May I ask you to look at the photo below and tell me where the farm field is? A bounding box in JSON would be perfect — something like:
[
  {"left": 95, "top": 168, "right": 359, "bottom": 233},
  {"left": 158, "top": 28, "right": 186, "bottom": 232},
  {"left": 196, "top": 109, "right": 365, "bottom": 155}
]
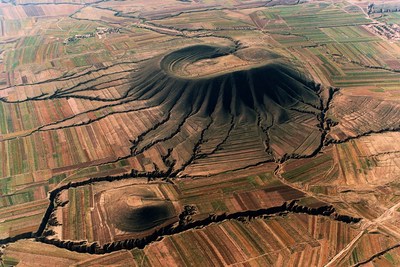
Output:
[{"left": 0, "top": 0, "right": 400, "bottom": 266}]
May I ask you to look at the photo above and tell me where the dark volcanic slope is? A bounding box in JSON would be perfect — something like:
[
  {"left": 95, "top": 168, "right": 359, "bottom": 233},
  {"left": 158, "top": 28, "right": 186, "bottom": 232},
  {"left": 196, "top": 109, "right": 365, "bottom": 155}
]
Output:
[
  {"left": 128, "top": 45, "right": 323, "bottom": 174},
  {"left": 133, "top": 45, "right": 319, "bottom": 123}
]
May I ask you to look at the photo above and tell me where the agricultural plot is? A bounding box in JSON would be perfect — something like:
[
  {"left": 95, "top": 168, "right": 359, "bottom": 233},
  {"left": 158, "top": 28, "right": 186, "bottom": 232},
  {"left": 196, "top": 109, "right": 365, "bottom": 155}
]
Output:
[
  {"left": 0, "top": 0, "right": 400, "bottom": 266},
  {"left": 134, "top": 213, "right": 362, "bottom": 266},
  {"left": 282, "top": 131, "right": 400, "bottom": 230},
  {"left": 327, "top": 94, "right": 400, "bottom": 141},
  {"left": 2, "top": 239, "right": 100, "bottom": 266},
  {"left": 153, "top": 10, "right": 254, "bottom": 31},
  {"left": 0, "top": 4, "right": 81, "bottom": 20}
]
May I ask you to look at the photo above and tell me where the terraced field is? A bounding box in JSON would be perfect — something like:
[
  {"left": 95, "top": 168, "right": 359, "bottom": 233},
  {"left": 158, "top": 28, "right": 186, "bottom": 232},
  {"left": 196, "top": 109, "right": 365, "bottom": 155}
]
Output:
[{"left": 1, "top": 0, "right": 400, "bottom": 266}]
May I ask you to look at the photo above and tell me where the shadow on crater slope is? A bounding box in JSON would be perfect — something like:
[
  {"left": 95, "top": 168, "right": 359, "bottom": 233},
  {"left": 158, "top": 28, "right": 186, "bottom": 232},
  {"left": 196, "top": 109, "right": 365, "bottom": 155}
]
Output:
[{"left": 115, "top": 202, "right": 176, "bottom": 232}]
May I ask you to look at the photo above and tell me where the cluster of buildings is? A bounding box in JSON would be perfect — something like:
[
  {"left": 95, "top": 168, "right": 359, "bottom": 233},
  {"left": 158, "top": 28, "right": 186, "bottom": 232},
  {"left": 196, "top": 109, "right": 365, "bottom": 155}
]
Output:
[
  {"left": 95, "top": 27, "right": 121, "bottom": 39},
  {"left": 63, "top": 33, "right": 94, "bottom": 45},
  {"left": 368, "top": 23, "right": 400, "bottom": 41},
  {"left": 368, "top": 3, "right": 400, "bottom": 14},
  {"left": 63, "top": 27, "right": 121, "bottom": 44}
]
